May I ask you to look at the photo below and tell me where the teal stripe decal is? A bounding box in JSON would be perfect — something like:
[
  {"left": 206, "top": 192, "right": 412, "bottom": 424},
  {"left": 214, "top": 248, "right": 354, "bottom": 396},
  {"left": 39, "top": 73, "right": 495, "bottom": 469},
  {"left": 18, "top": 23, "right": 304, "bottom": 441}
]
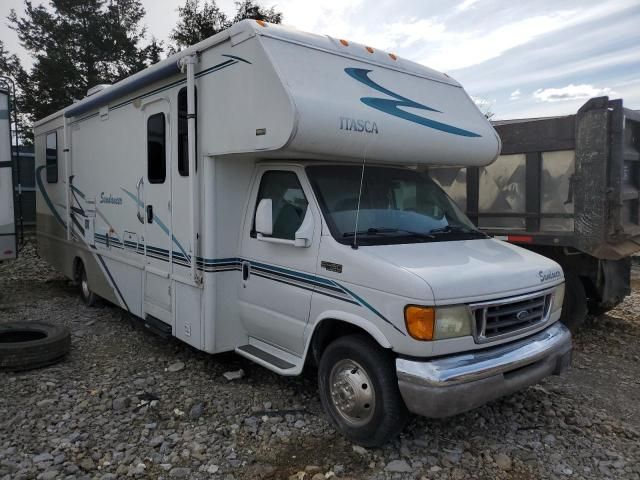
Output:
[
  {"left": 35, "top": 165, "right": 66, "bottom": 229},
  {"left": 337, "top": 283, "right": 405, "bottom": 335},
  {"left": 121, "top": 187, "right": 191, "bottom": 262}
]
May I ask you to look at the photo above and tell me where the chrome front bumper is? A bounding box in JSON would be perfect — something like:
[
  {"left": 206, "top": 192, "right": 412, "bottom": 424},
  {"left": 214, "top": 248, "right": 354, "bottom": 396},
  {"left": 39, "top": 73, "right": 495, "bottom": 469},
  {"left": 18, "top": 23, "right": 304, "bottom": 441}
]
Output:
[{"left": 396, "top": 322, "right": 572, "bottom": 418}]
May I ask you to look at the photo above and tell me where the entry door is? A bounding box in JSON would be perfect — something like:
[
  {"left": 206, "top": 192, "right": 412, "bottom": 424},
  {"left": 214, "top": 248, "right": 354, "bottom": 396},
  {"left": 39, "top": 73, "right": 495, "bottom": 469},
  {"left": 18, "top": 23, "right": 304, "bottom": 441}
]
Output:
[
  {"left": 239, "top": 168, "right": 320, "bottom": 355},
  {"left": 143, "top": 102, "right": 173, "bottom": 323}
]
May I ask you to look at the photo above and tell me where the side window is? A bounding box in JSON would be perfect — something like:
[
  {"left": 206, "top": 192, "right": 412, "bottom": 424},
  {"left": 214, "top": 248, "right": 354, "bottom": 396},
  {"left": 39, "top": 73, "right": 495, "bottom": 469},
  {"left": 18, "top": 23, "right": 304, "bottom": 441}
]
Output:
[
  {"left": 147, "top": 113, "right": 166, "bottom": 183},
  {"left": 177, "top": 87, "right": 197, "bottom": 176},
  {"left": 254, "top": 171, "right": 309, "bottom": 240},
  {"left": 46, "top": 132, "right": 58, "bottom": 183}
]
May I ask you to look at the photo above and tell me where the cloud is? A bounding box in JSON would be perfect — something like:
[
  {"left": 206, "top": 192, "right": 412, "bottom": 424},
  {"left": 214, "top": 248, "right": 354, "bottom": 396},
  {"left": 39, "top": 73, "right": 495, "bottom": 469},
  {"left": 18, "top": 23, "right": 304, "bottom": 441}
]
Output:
[
  {"left": 456, "top": 0, "right": 480, "bottom": 11},
  {"left": 510, "top": 89, "right": 521, "bottom": 100},
  {"left": 417, "top": 10, "right": 577, "bottom": 71},
  {"left": 533, "top": 84, "right": 615, "bottom": 102}
]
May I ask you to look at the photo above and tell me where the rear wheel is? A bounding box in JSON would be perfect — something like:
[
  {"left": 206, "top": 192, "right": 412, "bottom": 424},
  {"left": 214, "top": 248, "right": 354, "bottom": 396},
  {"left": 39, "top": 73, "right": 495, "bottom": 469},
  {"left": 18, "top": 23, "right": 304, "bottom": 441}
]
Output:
[
  {"left": 318, "top": 335, "right": 408, "bottom": 447},
  {"left": 78, "top": 262, "right": 97, "bottom": 307},
  {"left": 560, "top": 271, "right": 587, "bottom": 332}
]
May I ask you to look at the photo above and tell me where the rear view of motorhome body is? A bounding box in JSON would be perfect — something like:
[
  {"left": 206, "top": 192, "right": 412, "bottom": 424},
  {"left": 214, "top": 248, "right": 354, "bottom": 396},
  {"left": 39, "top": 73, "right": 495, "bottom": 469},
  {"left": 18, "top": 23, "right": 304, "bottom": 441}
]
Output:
[
  {"left": 35, "top": 20, "right": 571, "bottom": 445},
  {"left": 0, "top": 87, "right": 17, "bottom": 261}
]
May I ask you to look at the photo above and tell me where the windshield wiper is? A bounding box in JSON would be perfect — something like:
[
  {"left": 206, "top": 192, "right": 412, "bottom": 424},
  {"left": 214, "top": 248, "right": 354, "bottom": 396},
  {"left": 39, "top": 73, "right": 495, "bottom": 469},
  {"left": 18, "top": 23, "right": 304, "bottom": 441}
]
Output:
[
  {"left": 429, "top": 225, "right": 487, "bottom": 237},
  {"left": 343, "top": 227, "right": 435, "bottom": 239}
]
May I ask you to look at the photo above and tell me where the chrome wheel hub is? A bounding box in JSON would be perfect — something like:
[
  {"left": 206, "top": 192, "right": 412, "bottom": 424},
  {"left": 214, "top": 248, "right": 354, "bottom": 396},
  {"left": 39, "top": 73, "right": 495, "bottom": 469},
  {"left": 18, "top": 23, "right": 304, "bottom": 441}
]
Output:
[{"left": 329, "top": 359, "right": 375, "bottom": 426}]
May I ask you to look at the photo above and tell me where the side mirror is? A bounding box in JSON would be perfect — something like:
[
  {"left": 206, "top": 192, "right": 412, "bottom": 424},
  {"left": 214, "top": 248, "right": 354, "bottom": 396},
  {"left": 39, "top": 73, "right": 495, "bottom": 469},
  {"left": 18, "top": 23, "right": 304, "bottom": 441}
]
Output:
[
  {"left": 255, "top": 198, "right": 273, "bottom": 235},
  {"left": 294, "top": 209, "right": 314, "bottom": 247}
]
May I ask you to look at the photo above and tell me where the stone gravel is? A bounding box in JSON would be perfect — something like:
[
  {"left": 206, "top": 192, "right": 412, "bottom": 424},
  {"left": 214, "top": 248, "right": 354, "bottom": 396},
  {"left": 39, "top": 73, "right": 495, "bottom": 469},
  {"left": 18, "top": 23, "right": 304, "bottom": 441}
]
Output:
[{"left": 1, "top": 242, "right": 640, "bottom": 479}]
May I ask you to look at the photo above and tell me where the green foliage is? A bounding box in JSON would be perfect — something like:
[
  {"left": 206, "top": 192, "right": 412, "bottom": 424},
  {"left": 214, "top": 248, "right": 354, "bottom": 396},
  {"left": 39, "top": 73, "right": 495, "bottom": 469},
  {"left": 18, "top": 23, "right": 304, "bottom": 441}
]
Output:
[
  {"left": 8, "top": 0, "right": 161, "bottom": 126},
  {"left": 169, "top": 0, "right": 283, "bottom": 52}
]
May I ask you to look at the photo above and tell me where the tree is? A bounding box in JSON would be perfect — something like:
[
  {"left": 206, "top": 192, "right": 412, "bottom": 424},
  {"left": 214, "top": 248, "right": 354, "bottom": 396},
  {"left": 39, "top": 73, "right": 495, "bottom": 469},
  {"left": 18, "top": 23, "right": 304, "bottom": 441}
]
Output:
[
  {"left": 231, "top": 0, "right": 282, "bottom": 25},
  {"left": 8, "top": 0, "right": 153, "bottom": 125},
  {"left": 0, "top": 40, "right": 30, "bottom": 143},
  {"left": 142, "top": 37, "right": 164, "bottom": 66},
  {"left": 0, "top": 41, "right": 25, "bottom": 83},
  {"left": 169, "top": 0, "right": 282, "bottom": 52}
]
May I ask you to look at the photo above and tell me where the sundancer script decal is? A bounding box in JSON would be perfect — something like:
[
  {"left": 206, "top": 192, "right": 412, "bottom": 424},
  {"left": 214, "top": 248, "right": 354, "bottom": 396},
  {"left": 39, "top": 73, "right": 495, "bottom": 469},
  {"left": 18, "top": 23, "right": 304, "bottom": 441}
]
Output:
[
  {"left": 539, "top": 269, "right": 562, "bottom": 283},
  {"left": 344, "top": 67, "right": 481, "bottom": 138},
  {"left": 100, "top": 192, "right": 123, "bottom": 205}
]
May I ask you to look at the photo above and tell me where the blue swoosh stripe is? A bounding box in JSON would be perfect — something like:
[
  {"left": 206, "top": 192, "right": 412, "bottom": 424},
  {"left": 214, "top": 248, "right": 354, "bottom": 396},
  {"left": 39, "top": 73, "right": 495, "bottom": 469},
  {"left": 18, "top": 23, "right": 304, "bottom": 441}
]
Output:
[{"left": 344, "top": 67, "right": 481, "bottom": 138}]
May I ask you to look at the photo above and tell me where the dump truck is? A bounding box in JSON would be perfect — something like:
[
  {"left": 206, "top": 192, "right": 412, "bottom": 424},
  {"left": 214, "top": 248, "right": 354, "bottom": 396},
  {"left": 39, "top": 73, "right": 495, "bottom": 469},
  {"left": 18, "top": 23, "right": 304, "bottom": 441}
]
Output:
[{"left": 430, "top": 97, "right": 640, "bottom": 330}]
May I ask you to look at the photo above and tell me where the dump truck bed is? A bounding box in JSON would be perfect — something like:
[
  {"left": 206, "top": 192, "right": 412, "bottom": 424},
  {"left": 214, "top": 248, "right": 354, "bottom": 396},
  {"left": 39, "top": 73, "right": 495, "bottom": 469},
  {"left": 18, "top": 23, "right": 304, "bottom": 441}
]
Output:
[{"left": 431, "top": 97, "right": 640, "bottom": 260}]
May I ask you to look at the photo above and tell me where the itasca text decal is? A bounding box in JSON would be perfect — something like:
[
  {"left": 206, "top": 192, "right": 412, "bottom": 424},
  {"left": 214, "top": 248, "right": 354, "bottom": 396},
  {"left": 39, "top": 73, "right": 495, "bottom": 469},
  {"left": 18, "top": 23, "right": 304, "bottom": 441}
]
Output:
[
  {"left": 339, "top": 116, "right": 379, "bottom": 134},
  {"left": 344, "top": 67, "right": 481, "bottom": 138}
]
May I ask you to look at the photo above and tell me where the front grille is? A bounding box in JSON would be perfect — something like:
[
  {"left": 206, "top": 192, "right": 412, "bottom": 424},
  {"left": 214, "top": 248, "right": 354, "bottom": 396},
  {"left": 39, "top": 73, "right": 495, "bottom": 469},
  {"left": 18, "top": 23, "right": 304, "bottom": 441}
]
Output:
[{"left": 472, "top": 290, "right": 553, "bottom": 342}]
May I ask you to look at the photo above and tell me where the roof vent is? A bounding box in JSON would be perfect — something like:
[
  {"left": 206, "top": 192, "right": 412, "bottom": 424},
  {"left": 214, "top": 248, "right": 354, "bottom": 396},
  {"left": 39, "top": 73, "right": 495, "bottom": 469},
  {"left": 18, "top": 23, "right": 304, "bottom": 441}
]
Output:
[{"left": 86, "top": 84, "right": 111, "bottom": 97}]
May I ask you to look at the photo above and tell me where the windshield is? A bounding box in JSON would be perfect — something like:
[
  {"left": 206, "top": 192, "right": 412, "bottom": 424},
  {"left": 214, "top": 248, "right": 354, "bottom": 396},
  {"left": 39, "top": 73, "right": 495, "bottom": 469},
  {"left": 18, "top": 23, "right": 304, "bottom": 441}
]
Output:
[{"left": 306, "top": 165, "right": 486, "bottom": 246}]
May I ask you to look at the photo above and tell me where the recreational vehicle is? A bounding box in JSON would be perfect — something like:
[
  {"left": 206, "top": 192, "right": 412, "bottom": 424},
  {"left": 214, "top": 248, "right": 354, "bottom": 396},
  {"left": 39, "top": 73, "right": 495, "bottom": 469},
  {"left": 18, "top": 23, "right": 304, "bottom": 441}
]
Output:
[
  {"left": 34, "top": 20, "right": 572, "bottom": 445},
  {"left": 0, "top": 87, "right": 16, "bottom": 261}
]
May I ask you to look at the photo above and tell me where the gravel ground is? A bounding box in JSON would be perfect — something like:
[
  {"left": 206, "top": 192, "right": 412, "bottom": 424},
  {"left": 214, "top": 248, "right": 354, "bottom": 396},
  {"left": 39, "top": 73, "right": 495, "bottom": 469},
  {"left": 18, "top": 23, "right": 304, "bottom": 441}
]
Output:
[{"left": 1, "top": 242, "right": 640, "bottom": 480}]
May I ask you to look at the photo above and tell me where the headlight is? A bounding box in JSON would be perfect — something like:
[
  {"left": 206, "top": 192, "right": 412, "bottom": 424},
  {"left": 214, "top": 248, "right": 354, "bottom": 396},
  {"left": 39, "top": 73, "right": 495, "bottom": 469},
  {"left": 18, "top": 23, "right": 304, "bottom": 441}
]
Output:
[
  {"left": 551, "top": 283, "right": 565, "bottom": 314},
  {"left": 404, "top": 305, "right": 473, "bottom": 341},
  {"left": 434, "top": 305, "right": 474, "bottom": 339}
]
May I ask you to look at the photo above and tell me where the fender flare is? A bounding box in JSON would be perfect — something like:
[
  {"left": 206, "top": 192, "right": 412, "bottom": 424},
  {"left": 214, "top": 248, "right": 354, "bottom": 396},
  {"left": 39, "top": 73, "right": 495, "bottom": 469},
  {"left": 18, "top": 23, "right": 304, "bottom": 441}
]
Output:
[{"left": 304, "top": 310, "right": 393, "bottom": 356}]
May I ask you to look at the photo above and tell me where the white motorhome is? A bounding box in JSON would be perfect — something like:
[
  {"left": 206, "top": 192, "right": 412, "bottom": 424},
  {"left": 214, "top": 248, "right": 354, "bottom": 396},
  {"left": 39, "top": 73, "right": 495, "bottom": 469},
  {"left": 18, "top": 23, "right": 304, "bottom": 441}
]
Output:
[
  {"left": 0, "top": 87, "right": 17, "bottom": 261},
  {"left": 35, "top": 20, "right": 571, "bottom": 446}
]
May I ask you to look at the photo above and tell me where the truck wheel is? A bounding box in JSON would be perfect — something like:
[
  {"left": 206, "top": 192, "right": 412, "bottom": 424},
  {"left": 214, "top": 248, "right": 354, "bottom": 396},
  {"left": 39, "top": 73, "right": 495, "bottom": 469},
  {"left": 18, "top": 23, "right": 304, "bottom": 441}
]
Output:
[
  {"left": 0, "top": 322, "right": 71, "bottom": 371},
  {"left": 318, "top": 335, "right": 408, "bottom": 447},
  {"left": 561, "top": 271, "right": 587, "bottom": 332},
  {"left": 78, "top": 263, "right": 97, "bottom": 307}
]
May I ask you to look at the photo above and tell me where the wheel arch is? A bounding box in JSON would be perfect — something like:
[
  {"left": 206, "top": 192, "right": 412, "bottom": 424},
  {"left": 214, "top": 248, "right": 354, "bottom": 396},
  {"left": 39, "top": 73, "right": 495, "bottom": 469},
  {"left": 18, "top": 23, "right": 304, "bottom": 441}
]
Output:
[{"left": 305, "top": 311, "right": 392, "bottom": 367}]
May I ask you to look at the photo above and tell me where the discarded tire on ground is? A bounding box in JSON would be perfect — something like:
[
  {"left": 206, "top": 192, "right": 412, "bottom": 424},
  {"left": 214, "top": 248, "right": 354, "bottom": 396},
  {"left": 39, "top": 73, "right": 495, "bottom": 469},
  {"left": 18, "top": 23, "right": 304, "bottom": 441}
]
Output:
[{"left": 0, "top": 322, "right": 71, "bottom": 371}]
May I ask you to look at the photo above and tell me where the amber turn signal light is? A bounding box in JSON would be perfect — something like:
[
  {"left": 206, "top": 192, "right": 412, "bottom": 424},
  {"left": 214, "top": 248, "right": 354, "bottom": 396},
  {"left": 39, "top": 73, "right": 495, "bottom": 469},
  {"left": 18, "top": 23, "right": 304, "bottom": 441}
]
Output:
[{"left": 404, "top": 305, "right": 435, "bottom": 341}]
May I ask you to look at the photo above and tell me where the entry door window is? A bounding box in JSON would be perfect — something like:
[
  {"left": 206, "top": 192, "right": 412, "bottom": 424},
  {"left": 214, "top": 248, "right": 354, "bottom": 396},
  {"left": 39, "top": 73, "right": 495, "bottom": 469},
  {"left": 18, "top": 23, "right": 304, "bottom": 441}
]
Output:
[
  {"left": 177, "top": 87, "right": 197, "bottom": 176},
  {"left": 147, "top": 113, "right": 166, "bottom": 183},
  {"left": 254, "top": 171, "right": 308, "bottom": 240}
]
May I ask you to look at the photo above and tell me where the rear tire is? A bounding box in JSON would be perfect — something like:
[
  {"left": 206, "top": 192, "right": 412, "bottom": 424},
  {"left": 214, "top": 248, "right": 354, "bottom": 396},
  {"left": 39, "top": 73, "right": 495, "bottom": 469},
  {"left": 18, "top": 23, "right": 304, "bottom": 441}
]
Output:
[
  {"left": 78, "top": 262, "right": 97, "bottom": 307},
  {"left": 560, "top": 271, "right": 587, "bottom": 333},
  {"left": 318, "top": 334, "right": 408, "bottom": 447}
]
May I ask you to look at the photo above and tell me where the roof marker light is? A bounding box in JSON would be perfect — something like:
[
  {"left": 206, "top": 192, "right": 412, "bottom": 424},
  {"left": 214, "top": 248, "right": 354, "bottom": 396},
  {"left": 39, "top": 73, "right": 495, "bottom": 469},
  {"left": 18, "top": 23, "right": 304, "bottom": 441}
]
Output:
[
  {"left": 365, "top": 46, "right": 374, "bottom": 53},
  {"left": 256, "top": 19, "right": 266, "bottom": 27},
  {"left": 339, "top": 39, "right": 349, "bottom": 46},
  {"left": 388, "top": 53, "right": 397, "bottom": 60}
]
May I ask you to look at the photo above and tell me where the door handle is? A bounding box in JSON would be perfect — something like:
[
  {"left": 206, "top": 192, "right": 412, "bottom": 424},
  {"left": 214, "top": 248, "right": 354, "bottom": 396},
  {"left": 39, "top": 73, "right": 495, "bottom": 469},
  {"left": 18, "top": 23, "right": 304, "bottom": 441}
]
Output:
[
  {"left": 146, "top": 205, "right": 153, "bottom": 223},
  {"left": 242, "top": 261, "right": 250, "bottom": 281},
  {"left": 136, "top": 177, "right": 144, "bottom": 224}
]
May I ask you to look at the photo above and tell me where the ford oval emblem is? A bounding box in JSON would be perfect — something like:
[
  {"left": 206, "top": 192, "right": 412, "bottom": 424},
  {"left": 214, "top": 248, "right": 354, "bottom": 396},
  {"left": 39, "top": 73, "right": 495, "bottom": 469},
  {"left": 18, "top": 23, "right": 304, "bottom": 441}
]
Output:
[{"left": 516, "top": 310, "right": 530, "bottom": 321}]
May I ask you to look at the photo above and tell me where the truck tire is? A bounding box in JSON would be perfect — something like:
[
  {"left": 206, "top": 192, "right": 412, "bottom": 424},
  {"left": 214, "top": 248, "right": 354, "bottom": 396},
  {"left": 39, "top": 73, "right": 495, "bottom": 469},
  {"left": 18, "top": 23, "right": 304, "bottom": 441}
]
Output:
[
  {"left": 78, "top": 262, "right": 97, "bottom": 307},
  {"left": 0, "top": 322, "right": 71, "bottom": 371},
  {"left": 318, "top": 334, "right": 408, "bottom": 447},
  {"left": 561, "top": 271, "right": 588, "bottom": 333}
]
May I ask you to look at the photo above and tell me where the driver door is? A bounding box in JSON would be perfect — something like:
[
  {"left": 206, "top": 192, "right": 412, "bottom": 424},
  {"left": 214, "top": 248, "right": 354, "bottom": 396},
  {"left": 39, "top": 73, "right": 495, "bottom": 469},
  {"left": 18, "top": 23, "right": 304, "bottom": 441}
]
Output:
[{"left": 238, "top": 167, "right": 320, "bottom": 355}]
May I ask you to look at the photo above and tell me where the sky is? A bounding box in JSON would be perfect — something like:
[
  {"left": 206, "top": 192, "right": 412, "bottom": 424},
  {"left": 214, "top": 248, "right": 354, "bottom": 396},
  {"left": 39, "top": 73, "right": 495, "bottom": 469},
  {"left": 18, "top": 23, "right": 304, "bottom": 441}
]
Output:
[{"left": 1, "top": 0, "right": 638, "bottom": 119}]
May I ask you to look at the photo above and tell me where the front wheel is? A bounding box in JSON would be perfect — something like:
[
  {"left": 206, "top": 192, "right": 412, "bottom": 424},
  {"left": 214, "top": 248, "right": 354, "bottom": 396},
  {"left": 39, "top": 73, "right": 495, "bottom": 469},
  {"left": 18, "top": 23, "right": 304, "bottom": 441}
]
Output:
[{"left": 318, "top": 335, "right": 408, "bottom": 447}]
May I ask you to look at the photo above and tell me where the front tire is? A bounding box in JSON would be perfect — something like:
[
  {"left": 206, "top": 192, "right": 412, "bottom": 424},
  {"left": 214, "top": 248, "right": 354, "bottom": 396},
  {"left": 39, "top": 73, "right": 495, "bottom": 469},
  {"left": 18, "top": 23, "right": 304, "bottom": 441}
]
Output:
[{"left": 318, "top": 335, "right": 408, "bottom": 447}]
